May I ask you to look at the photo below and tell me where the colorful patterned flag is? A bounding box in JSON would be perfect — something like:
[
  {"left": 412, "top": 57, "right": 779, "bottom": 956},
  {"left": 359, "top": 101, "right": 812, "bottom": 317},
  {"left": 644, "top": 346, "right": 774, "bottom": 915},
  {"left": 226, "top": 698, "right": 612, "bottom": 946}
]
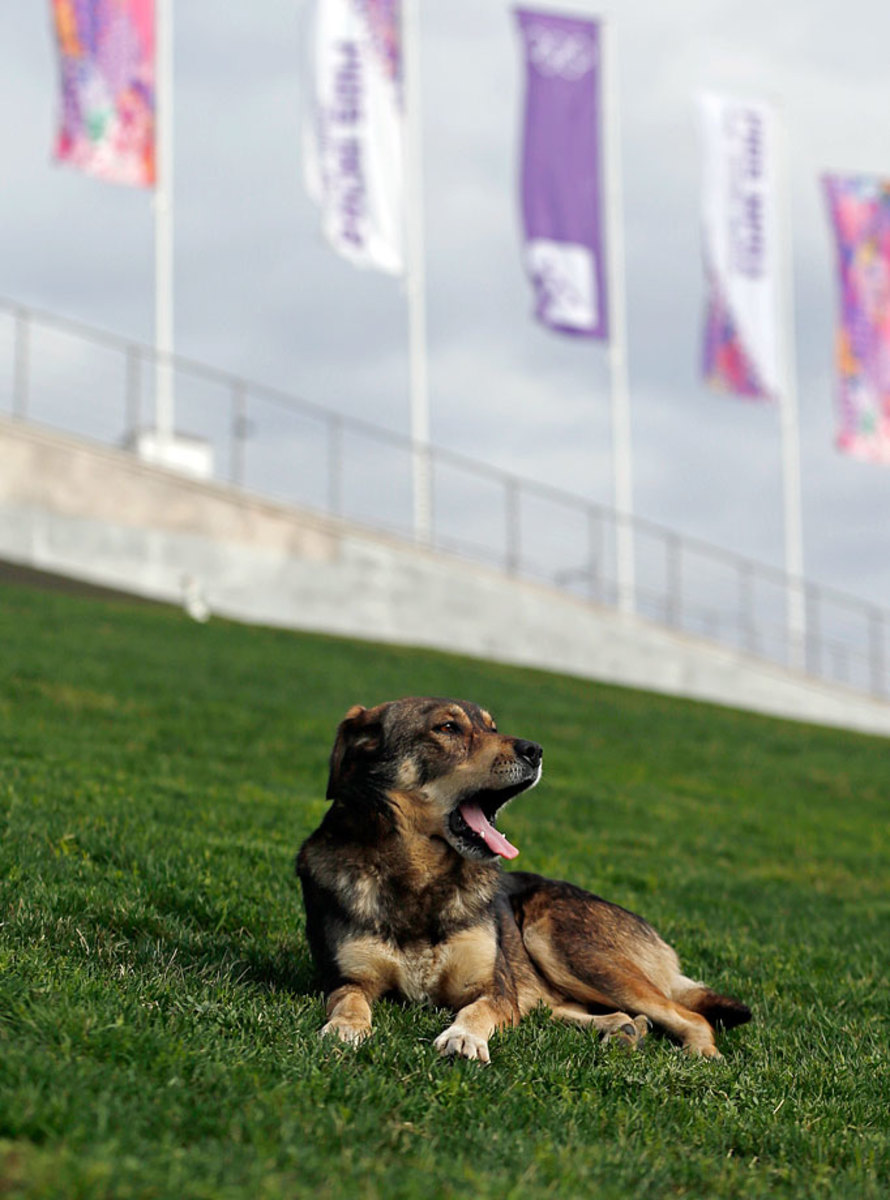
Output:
[
  {"left": 699, "top": 93, "right": 781, "bottom": 401},
  {"left": 303, "top": 0, "right": 404, "bottom": 274},
  {"left": 50, "top": 0, "right": 155, "bottom": 188},
  {"left": 823, "top": 175, "right": 890, "bottom": 463},
  {"left": 515, "top": 9, "right": 607, "bottom": 339}
]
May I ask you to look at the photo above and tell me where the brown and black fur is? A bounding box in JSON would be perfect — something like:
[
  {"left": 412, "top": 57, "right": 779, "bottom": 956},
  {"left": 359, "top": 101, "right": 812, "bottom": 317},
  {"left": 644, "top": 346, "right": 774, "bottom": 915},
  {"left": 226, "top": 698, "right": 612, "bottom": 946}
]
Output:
[{"left": 297, "top": 697, "right": 751, "bottom": 1062}]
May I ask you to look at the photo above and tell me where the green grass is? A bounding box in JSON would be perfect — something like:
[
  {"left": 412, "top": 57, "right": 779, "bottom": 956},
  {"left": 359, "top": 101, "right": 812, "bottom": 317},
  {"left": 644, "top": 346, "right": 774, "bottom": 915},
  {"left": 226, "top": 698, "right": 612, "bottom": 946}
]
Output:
[{"left": 1, "top": 580, "right": 888, "bottom": 1199}]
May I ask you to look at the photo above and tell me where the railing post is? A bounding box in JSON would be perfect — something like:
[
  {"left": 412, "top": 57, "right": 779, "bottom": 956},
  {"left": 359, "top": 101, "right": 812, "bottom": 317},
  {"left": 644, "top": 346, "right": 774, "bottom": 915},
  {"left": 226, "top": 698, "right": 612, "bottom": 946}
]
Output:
[
  {"left": 666, "top": 532, "right": 682, "bottom": 629},
  {"left": 125, "top": 345, "right": 142, "bottom": 437},
  {"left": 427, "top": 446, "right": 437, "bottom": 548},
  {"left": 13, "top": 306, "right": 29, "bottom": 419},
  {"left": 328, "top": 414, "right": 343, "bottom": 517},
  {"left": 587, "top": 506, "right": 603, "bottom": 603},
  {"left": 505, "top": 478, "right": 520, "bottom": 575},
  {"left": 739, "top": 560, "right": 756, "bottom": 655},
  {"left": 831, "top": 644, "right": 848, "bottom": 685},
  {"left": 869, "top": 607, "right": 885, "bottom": 698},
  {"left": 229, "top": 381, "right": 247, "bottom": 486},
  {"left": 807, "top": 582, "right": 821, "bottom": 681}
]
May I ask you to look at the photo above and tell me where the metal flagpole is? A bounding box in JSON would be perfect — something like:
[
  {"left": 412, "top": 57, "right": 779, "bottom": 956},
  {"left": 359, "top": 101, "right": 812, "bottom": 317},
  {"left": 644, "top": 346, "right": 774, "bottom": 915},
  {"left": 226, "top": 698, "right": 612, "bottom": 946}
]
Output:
[
  {"left": 154, "top": 0, "right": 175, "bottom": 448},
  {"left": 775, "top": 107, "right": 806, "bottom": 671},
  {"left": 602, "top": 16, "right": 635, "bottom": 616},
  {"left": 402, "top": 0, "right": 432, "bottom": 544}
]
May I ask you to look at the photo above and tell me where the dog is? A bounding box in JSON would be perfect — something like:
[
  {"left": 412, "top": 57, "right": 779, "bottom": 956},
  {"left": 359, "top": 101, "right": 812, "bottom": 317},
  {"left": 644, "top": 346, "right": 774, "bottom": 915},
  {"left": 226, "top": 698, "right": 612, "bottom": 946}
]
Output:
[{"left": 297, "top": 697, "right": 750, "bottom": 1063}]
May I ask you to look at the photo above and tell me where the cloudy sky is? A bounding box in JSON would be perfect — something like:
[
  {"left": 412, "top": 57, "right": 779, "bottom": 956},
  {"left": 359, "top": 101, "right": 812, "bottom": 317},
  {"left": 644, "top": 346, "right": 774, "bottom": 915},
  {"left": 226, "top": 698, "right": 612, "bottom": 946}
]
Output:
[{"left": 1, "top": 0, "right": 889, "bottom": 616}]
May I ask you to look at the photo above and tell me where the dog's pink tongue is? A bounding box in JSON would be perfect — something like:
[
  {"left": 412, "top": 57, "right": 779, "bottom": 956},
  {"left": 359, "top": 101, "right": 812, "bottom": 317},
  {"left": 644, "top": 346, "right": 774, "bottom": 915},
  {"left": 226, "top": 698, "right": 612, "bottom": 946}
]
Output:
[{"left": 459, "top": 802, "right": 519, "bottom": 859}]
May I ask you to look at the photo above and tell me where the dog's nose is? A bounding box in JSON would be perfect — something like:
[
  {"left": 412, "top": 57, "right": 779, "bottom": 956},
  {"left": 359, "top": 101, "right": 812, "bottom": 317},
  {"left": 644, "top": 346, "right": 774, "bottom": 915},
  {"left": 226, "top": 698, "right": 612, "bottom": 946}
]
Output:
[{"left": 514, "top": 739, "right": 543, "bottom": 767}]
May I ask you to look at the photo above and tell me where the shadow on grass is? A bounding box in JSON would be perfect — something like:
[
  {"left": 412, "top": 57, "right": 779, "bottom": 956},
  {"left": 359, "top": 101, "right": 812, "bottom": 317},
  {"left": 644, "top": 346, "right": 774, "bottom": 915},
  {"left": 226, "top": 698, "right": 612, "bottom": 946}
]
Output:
[
  {"left": 89, "top": 897, "right": 319, "bottom": 1002},
  {"left": 236, "top": 942, "right": 317, "bottom": 997}
]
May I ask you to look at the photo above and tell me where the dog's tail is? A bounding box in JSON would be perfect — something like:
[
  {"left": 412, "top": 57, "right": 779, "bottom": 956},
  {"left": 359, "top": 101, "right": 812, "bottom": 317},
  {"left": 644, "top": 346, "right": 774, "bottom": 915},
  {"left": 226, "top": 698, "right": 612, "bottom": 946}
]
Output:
[{"left": 674, "top": 978, "right": 752, "bottom": 1029}]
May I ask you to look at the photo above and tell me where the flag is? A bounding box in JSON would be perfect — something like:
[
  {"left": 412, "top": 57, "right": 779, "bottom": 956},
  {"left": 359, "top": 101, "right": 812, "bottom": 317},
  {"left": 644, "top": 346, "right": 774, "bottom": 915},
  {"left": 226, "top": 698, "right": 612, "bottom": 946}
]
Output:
[
  {"left": 823, "top": 175, "right": 890, "bottom": 463},
  {"left": 699, "top": 93, "right": 781, "bottom": 400},
  {"left": 303, "top": 0, "right": 404, "bottom": 274},
  {"left": 515, "top": 8, "right": 607, "bottom": 339},
  {"left": 50, "top": 0, "right": 155, "bottom": 187}
]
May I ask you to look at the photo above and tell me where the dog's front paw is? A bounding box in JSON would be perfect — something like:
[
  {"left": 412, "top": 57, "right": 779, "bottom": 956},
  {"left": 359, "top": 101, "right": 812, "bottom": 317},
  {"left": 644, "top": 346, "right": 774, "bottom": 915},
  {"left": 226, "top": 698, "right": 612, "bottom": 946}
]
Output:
[
  {"left": 434, "top": 1023, "right": 490, "bottom": 1064},
  {"left": 321, "top": 1017, "right": 372, "bottom": 1046}
]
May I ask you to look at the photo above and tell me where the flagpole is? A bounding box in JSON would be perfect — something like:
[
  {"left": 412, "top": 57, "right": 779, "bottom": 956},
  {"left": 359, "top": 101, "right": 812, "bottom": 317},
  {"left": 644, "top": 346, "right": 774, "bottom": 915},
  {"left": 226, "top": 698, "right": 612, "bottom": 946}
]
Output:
[
  {"left": 602, "top": 16, "right": 635, "bottom": 616},
  {"left": 776, "top": 107, "right": 806, "bottom": 671},
  {"left": 154, "top": 0, "right": 175, "bottom": 449},
  {"left": 402, "top": 0, "right": 432, "bottom": 543}
]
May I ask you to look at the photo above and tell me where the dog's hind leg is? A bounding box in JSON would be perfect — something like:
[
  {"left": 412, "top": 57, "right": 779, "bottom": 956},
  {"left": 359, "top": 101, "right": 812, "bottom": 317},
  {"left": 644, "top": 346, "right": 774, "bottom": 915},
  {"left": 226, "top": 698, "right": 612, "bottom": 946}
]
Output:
[
  {"left": 514, "top": 889, "right": 722, "bottom": 1056},
  {"left": 548, "top": 1000, "right": 651, "bottom": 1049},
  {"left": 604, "top": 973, "right": 724, "bottom": 1057},
  {"left": 530, "top": 931, "right": 721, "bottom": 1057}
]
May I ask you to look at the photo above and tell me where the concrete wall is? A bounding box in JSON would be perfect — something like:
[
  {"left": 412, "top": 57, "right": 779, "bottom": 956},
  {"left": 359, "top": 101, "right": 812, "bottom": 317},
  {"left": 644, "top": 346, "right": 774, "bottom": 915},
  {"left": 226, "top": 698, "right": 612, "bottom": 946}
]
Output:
[{"left": 2, "top": 415, "right": 889, "bottom": 738}]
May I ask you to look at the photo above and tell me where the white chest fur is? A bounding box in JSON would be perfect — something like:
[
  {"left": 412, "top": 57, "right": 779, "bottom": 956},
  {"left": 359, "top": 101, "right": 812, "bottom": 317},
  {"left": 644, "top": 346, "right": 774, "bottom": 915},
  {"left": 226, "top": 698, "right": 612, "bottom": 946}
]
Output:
[{"left": 336, "top": 926, "right": 497, "bottom": 1009}]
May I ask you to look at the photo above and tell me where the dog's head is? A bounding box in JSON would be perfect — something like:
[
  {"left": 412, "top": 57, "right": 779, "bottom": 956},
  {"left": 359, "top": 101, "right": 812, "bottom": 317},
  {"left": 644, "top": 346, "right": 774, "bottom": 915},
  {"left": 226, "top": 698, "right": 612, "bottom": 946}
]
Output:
[{"left": 325, "top": 697, "right": 543, "bottom": 861}]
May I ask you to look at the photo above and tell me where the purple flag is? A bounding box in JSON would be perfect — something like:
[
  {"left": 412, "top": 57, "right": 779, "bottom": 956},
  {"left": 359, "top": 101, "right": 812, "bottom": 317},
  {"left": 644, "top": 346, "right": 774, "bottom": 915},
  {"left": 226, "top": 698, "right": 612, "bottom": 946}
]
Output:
[{"left": 515, "top": 8, "right": 608, "bottom": 339}]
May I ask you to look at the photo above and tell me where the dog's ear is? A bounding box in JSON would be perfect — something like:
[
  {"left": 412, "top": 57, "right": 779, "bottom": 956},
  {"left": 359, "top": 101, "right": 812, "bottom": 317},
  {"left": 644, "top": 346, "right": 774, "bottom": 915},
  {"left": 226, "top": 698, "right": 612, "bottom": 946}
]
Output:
[{"left": 326, "top": 704, "right": 384, "bottom": 799}]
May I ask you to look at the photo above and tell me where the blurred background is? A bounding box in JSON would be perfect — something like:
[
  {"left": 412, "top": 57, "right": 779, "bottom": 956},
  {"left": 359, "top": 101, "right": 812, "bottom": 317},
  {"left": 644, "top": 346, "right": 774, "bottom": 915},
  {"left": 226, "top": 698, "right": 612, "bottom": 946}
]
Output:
[{"left": 1, "top": 0, "right": 889, "bottom": 718}]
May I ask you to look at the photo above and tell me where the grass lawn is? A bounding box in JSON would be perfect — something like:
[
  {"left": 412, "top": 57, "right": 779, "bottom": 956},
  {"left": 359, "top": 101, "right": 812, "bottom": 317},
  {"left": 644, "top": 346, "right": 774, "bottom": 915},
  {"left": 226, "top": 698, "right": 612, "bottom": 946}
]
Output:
[{"left": 1, "top": 579, "right": 888, "bottom": 1199}]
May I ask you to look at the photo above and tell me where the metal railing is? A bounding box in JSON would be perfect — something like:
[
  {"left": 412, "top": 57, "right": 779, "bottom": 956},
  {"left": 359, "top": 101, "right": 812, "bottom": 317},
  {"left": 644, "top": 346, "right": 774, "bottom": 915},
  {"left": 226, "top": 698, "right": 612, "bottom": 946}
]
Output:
[{"left": 1, "top": 295, "right": 888, "bottom": 702}]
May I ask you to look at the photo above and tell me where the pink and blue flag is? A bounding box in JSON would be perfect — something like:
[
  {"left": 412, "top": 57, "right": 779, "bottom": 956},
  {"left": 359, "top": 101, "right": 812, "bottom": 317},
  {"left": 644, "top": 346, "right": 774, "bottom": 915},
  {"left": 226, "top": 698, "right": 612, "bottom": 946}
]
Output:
[
  {"left": 515, "top": 9, "right": 608, "bottom": 339},
  {"left": 823, "top": 174, "right": 890, "bottom": 463},
  {"left": 51, "top": 0, "right": 155, "bottom": 188}
]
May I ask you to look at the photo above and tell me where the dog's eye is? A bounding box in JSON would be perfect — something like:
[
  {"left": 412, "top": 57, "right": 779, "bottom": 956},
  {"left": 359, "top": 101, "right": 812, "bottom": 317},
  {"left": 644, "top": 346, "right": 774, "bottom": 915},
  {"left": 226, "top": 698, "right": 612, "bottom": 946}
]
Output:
[{"left": 434, "top": 721, "right": 460, "bottom": 735}]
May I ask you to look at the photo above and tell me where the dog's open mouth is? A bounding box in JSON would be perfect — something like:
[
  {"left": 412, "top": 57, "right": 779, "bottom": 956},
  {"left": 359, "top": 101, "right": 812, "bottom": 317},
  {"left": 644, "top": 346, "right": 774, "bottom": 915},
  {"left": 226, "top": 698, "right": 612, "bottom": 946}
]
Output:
[{"left": 447, "top": 778, "right": 536, "bottom": 861}]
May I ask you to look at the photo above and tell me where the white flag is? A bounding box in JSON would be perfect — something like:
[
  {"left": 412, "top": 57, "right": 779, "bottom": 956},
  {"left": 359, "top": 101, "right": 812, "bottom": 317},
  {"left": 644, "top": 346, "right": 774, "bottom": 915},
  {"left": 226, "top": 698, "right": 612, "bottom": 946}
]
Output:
[
  {"left": 699, "top": 93, "right": 781, "bottom": 400},
  {"left": 303, "top": 0, "right": 404, "bottom": 274}
]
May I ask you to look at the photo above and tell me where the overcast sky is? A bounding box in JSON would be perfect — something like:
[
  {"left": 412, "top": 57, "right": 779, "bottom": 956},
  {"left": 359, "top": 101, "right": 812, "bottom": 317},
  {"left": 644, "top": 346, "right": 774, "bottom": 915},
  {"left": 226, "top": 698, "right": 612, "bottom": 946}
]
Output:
[{"left": 1, "top": 0, "right": 889, "bottom": 612}]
